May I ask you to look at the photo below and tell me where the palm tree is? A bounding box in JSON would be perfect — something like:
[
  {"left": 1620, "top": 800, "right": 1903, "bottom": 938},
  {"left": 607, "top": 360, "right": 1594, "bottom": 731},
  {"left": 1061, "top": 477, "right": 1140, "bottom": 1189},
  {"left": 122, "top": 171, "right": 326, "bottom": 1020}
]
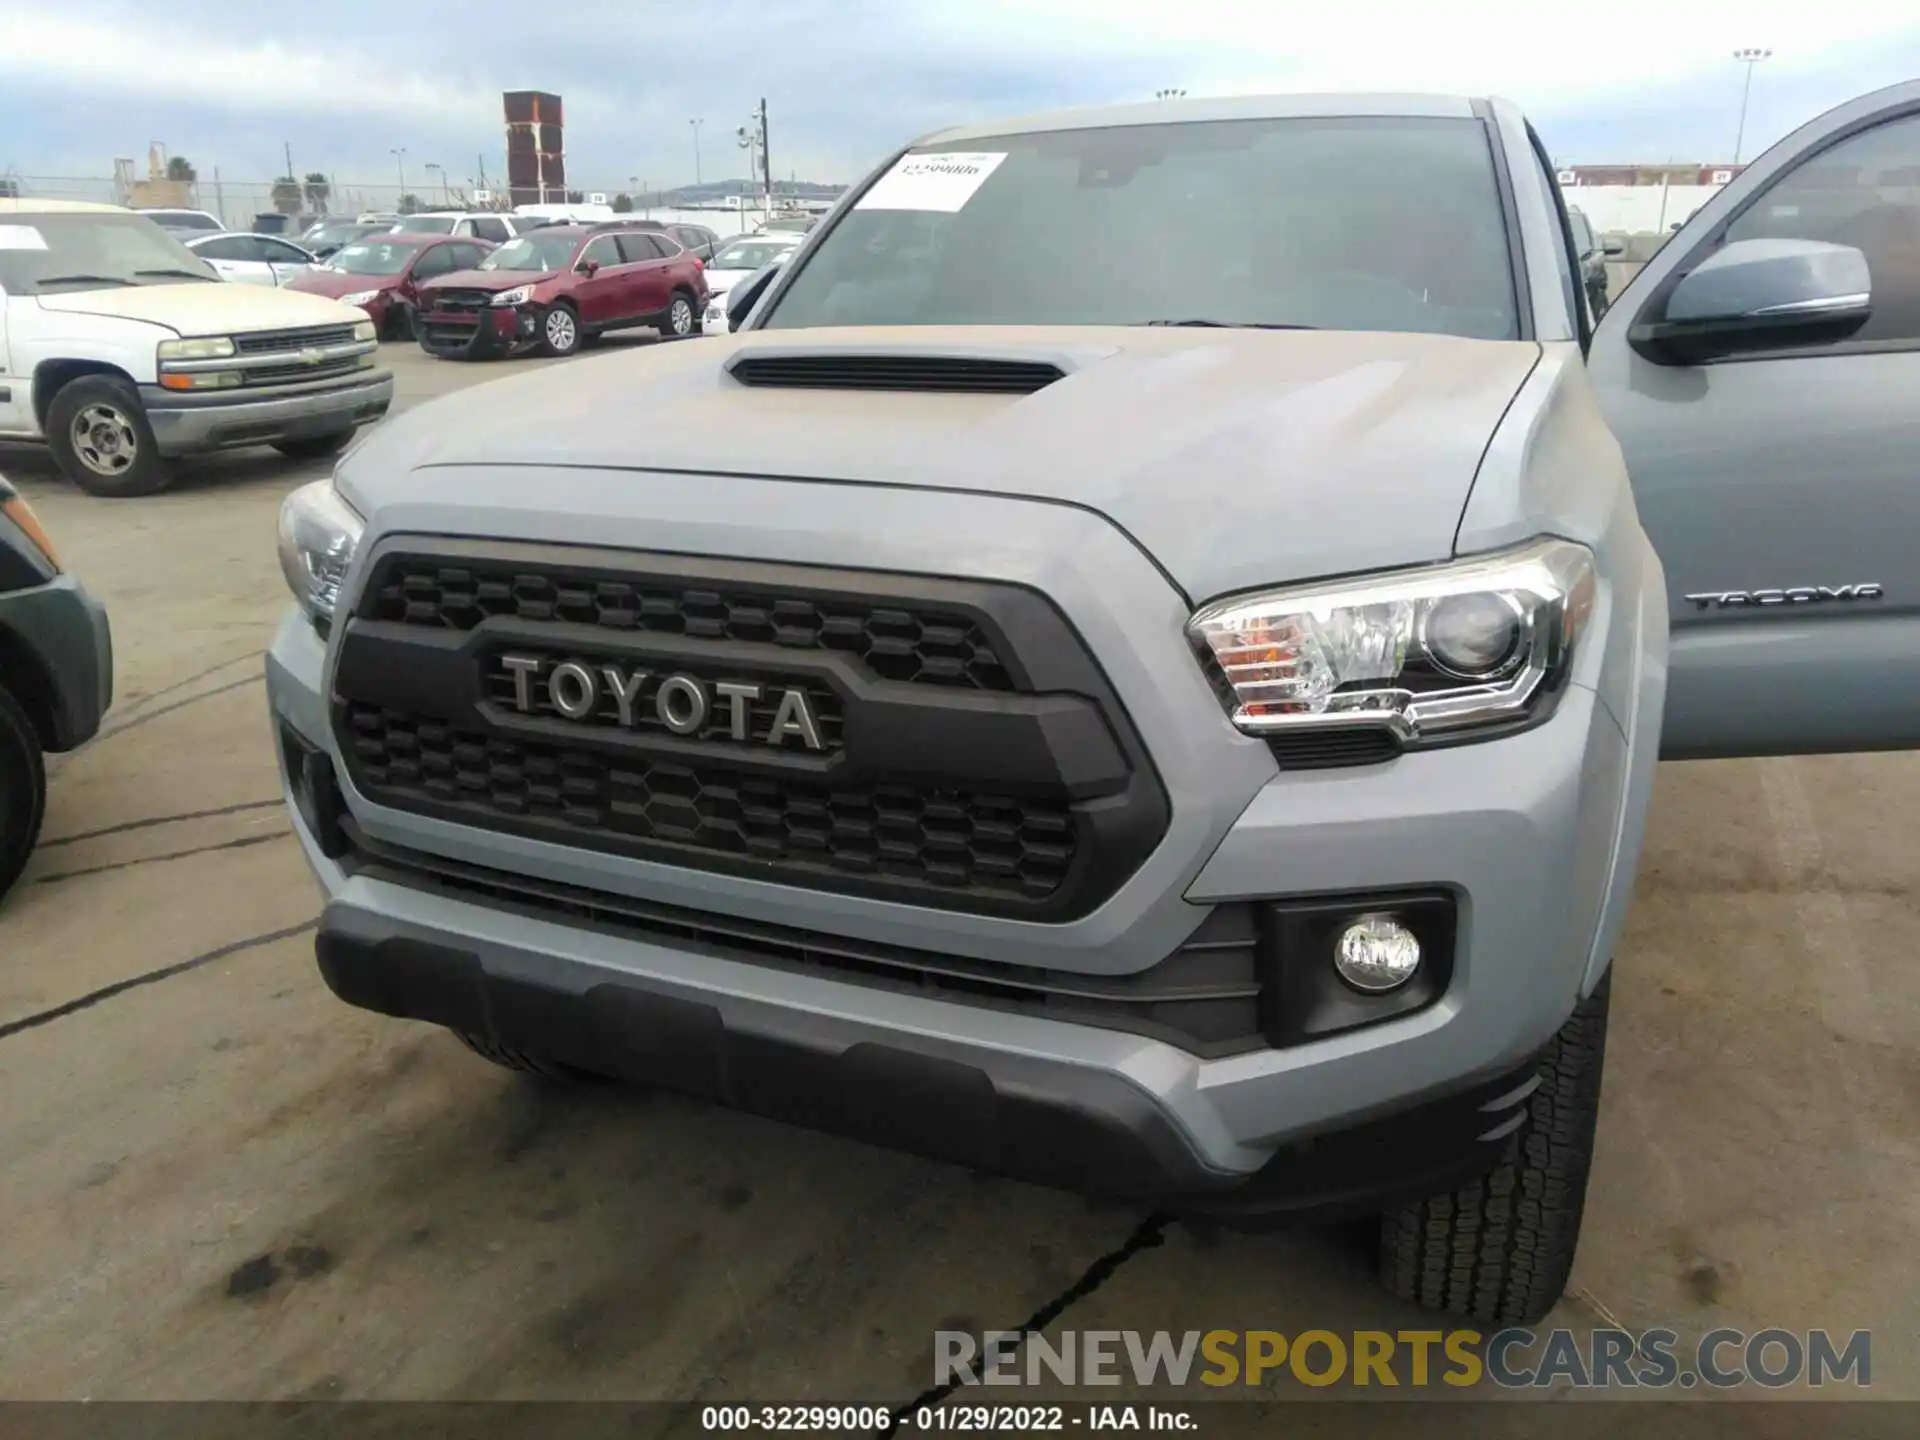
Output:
[
  {"left": 165, "top": 156, "right": 197, "bottom": 182},
  {"left": 302, "top": 172, "right": 331, "bottom": 214},
  {"left": 270, "top": 175, "right": 303, "bottom": 214}
]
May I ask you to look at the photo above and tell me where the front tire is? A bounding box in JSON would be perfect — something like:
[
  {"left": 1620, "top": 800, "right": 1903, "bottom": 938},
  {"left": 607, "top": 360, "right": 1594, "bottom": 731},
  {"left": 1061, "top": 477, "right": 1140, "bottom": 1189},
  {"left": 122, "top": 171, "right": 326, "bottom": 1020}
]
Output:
[
  {"left": 46, "top": 375, "right": 172, "bottom": 498},
  {"left": 384, "top": 301, "right": 417, "bottom": 342},
  {"left": 660, "top": 291, "right": 697, "bottom": 339},
  {"left": 538, "top": 302, "right": 582, "bottom": 357},
  {"left": 0, "top": 683, "right": 47, "bottom": 905},
  {"left": 1378, "top": 972, "right": 1611, "bottom": 1324},
  {"left": 271, "top": 430, "right": 355, "bottom": 461}
]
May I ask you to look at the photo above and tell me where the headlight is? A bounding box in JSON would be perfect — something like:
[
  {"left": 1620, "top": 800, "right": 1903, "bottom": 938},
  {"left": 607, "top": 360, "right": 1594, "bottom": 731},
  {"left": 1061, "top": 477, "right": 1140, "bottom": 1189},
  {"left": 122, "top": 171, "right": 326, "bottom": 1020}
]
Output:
[
  {"left": 351, "top": 319, "right": 378, "bottom": 342},
  {"left": 277, "top": 481, "right": 366, "bottom": 623},
  {"left": 157, "top": 336, "right": 235, "bottom": 361},
  {"left": 338, "top": 293, "right": 378, "bottom": 309},
  {"left": 1188, "top": 537, "right": 1596, "bottom": 750},
  {"left": 491, "top": 286, "right": 534, "bottom": 307}
]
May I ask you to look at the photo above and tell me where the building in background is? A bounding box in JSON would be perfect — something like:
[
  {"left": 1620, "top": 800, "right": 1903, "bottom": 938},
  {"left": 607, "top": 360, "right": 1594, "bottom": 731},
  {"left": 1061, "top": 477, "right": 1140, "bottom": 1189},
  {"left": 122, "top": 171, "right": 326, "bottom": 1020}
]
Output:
[
  {"left": 1555, "top": 161, "right": 1750, "bottom": 235},
  {"left": 504, "top": 91, "right": 565, "bottom": 207}
]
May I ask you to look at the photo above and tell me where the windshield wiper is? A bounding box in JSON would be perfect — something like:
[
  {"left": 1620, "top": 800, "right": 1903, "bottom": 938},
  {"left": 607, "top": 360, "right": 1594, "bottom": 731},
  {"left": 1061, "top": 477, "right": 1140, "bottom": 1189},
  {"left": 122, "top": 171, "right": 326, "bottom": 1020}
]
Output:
[
  {"left": 35, "top": 273, "right": 135, "bottom": 288},
  {"left": 1138, "top": 318, "right": 1318, "bottom": 330},
  {"left": 136, "top": 268, "right": 215, "bottom": 280}
]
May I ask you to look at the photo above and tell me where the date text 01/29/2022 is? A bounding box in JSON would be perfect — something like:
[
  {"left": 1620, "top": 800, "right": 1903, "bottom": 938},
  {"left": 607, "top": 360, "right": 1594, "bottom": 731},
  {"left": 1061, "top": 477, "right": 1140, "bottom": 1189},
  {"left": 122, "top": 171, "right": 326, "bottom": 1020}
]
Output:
[{"left": 698, "top": 1405, "right": 1195, "bottom": 1431}]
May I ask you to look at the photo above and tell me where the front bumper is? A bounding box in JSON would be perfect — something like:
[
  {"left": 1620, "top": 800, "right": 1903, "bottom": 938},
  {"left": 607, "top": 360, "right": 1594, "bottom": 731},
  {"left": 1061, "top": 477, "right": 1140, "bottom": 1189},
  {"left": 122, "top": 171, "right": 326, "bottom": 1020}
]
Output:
[
  {"left": 418, "top": 304, "right": 537, "bottom": 359},
  {"left": 268, "top": 485, "right": 1644, "bottom": 1211},
  {"left": 0, "top": 572, "right": 113, "bottom": 750},
  {"left": 141, "top": 373, "right": 393, "bottom": 457}
]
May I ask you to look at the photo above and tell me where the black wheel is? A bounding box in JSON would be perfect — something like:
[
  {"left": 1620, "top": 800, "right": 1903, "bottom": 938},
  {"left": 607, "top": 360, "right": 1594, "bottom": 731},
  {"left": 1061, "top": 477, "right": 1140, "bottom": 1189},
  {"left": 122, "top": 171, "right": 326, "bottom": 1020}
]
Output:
[
  {"left": 454, "top": 1029, "right": 600, "bottom": 1082},
  {"left": 0, "top": 683, "right": 47, "bottom": 905},
  {"left": 538, "top": 302, "right": 582, "bottom": 357},
  {"left": 46, "top": 374, "right": 173, "bottom": 498},
  {"left": 660, "top": 291, "right": 697, "bottom": 339},
  {"left": 271, "top": 430, "right": 355, "bottom": 461},
  {"left": 1379, "top": 972, "right": 1611, "bottom": 1324},
  {"left": 385, "top": 301, "right": 417, "bottom": 342}
]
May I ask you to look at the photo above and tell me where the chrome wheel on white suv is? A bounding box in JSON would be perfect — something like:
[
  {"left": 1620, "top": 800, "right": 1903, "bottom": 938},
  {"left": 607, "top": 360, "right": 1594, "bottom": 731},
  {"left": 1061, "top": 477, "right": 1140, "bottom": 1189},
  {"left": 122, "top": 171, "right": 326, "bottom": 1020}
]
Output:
[{"left": 70, "top": 402, "right": 139, "bottom": 479}]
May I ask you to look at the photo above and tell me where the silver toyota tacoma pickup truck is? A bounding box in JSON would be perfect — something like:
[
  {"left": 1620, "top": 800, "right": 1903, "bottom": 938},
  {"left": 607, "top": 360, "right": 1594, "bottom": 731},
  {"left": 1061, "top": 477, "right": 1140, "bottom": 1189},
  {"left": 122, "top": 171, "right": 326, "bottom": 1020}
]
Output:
[{"left": 267, "top": 83, "right": 1920, "bottom": 1322}]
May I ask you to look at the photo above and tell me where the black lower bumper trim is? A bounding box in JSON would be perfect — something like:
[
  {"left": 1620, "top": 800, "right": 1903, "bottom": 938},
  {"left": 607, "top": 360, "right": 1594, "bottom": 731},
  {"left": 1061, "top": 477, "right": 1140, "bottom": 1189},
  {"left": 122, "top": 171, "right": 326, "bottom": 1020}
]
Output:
[{"left": 313, "top": 918, "right": 1544, "bottom": 1217}]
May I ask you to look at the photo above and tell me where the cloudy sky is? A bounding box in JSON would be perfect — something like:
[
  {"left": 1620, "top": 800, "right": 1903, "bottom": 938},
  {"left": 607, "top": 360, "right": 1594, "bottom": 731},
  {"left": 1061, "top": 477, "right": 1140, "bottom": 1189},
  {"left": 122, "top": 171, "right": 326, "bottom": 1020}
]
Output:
[{"left": 2, "top": 0, "right": 1915, "bottom": 198}]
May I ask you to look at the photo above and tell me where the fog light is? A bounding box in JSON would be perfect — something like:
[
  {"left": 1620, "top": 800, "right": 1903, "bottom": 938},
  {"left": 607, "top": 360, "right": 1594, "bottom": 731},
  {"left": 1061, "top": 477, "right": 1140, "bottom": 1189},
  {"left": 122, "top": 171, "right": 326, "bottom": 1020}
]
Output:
[{"left": 1332, "top": 915, "right": 1422, "bottom": 992}]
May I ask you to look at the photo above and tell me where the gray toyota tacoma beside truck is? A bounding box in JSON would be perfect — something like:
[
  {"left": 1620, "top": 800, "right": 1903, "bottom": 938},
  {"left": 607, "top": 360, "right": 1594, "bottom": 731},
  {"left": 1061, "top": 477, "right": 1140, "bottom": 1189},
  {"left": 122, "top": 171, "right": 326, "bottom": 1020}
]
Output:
[{"left": 267, "top": 83, "right": 1920, "bottom": 1322}]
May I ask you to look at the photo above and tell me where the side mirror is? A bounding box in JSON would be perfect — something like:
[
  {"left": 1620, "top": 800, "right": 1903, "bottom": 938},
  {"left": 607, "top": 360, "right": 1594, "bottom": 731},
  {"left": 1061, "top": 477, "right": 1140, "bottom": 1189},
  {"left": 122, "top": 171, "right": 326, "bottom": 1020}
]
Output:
[
  {"left": 726, "top": 261, "right": 782, "bottom": 332},
  {"left": 1628, "top": 238, "right": 1871, "bottom": 365},
  {"left": 577, "top": 259, "right": 599, "bottom": 276},
  {"left": 1601, "top": 237, "right": 1626, "bottom": 257}
]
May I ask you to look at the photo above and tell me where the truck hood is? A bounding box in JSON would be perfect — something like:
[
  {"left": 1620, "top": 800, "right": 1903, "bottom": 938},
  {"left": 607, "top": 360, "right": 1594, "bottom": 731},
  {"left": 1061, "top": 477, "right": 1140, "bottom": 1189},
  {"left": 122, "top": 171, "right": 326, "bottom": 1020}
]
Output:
[
  {"left": 339, "top": 326, "right": 1542, "bottom": 601},
  {"left": 34, "top": 281, "right": 370, "bottom": 337}
]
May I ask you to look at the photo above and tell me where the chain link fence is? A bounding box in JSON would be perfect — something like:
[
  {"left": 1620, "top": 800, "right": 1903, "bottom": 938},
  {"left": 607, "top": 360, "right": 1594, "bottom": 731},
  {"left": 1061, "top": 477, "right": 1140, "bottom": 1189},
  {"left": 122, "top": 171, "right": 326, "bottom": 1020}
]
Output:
[{"left": 3, "top": 175, "right": 761, "bottom": 234}]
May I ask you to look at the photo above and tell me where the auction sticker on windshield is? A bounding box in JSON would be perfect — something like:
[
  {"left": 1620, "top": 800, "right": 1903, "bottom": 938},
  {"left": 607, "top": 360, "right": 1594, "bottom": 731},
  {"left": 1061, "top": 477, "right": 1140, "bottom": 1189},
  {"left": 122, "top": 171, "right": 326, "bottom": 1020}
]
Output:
[
  {"left": 855, "top": 152, "right": 1007, "bottom": 212},
  {"left": 0, "top": 225, "right": 48, "bottom": 250}
]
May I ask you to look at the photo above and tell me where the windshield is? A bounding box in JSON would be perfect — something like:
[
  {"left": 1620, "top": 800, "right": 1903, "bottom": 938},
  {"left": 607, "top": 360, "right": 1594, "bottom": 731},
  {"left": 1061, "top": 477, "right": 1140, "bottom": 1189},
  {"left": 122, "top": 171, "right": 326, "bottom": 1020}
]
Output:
[
  {"left": 479, "top": 232, "right": 580, "bottom": 272},
  {"left": 306, "top": 223, "right": 372, "bottom": 246},
  {"left": 0, "top": 213, "right": 219, "bottom": 293},
  {"left": 714, "top": 238, "right": 797, "bottom": 270},
  {"left": 764, "top": 117, "right": 1519, "bottom": 340},
  {"left": 400, "top": 216, "right": 457, "bottom": 234},
  {"left": 326, "top": 240, "right": 419, "bottom": 275}
]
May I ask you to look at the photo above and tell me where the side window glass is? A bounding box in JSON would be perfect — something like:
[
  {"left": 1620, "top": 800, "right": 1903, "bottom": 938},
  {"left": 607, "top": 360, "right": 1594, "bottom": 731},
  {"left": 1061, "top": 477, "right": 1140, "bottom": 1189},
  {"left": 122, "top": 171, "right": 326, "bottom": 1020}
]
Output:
[
  {"left": 265, "top": 240, "right": 309, "bottom": 264},
  {"left": 196, "top": 236, "right": 245, "bottom": 262},
  {"left": 411, "top": 246, "right": 453, "bottom": 278},
  {"left": 1520, "top": 124, "right": 1582, "bottom": 331},
  {"left": 1723, "top": 111, "right": 1920, "bottom": 345},
  {"left": 581, "top": 235, "right": 623, "bottom": 268},
  {"left": 473, "top": 218, "right": 509, "bottom": 244}
]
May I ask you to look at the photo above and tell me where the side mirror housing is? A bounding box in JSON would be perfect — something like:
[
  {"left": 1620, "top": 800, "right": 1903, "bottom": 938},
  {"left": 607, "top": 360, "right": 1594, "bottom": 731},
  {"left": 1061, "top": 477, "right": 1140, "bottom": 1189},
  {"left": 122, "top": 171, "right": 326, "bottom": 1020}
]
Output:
[
  {"left": 726, "top": 261, "right": 782, "bottom": 332},
  {"left": 1628, "top": 238, "right": 1871, "bottom": 365},
  {"left": 577, "top": 259, "right": 599, "bottom": 276},
  {"left": 1601, "top": 236, "right": 1626, "bottom": 257}
]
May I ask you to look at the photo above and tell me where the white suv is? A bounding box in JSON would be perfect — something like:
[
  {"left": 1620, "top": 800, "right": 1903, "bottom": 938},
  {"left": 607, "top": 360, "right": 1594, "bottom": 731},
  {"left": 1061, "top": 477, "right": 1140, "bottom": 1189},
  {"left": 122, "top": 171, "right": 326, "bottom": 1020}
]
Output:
[
  {"left": 0, "top": 200, "right": 392, "bottom": 497},
  {"left": 386, "top": 212, "right": 525, "bottom": 245}
]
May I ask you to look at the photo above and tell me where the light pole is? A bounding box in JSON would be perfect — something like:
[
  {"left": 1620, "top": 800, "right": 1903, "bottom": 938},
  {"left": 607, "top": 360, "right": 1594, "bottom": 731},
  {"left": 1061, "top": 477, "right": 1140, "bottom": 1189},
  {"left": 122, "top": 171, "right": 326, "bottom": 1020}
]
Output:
[
  {"left": 424, "top": 162, "right": 446, "bottom": 204},
  {"left": 690, "top": 118, "right": 705, "bottom": 188},
  {"left": 1732, "top": 48, "right": 1772, "bottom": 164},
  {"left": 390, "top": 147, "right": 406, "bottom": 204}
]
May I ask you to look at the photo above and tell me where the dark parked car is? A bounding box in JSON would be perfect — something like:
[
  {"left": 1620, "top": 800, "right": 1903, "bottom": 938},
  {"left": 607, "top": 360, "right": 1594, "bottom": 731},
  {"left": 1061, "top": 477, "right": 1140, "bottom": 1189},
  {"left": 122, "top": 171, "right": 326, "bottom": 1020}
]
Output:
[
  {"left": 0, "top": 472, "right": 112, "bottom": 901},
  {"left": 414, "top": 223, "right": 709, "bottom": 358},
  {"left": 1567, "top": 205, "right": 1620, "bottom": 319},
  {"left": 287, "top": 233, "right": 495, "bottom": 339},
  {"left": 669, "top": 222, "right": 723, "bottom": 261}
]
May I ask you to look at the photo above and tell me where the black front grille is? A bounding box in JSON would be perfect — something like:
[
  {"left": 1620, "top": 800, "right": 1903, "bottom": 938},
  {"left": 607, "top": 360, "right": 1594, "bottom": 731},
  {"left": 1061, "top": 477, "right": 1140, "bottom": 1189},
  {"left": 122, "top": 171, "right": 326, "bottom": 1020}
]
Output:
[
  {"left": 332, "top": 544, "right": 1170, "bottom": 920},
  {"left": 235, "top": 324, "right": 359, "bottom": 355},
  {"left": 242, "top": 357, "right": 364, "bottom": 387},
  {"left": 425, "top": 289, "right": 495, "bottom": 314},
  {"left": 339, "top": 824, "right": 1265, "bottom": 1057},
  {"left": 728, "top": 353, "right": 1066, "bottom": 394},
  {"left": 373, "top": 560, "right": 1015, "bottom": 691},
  {"left": 344, "top": 703, "right": 1077, "bottom": 901}
]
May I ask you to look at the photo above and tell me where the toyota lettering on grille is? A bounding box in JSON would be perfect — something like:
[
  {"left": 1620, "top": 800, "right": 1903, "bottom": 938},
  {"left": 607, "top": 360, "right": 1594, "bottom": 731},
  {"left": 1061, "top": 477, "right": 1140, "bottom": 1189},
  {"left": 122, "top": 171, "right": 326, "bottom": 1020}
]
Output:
[{"left": 499, "top": 654, "right": 825, "bottom": 751}]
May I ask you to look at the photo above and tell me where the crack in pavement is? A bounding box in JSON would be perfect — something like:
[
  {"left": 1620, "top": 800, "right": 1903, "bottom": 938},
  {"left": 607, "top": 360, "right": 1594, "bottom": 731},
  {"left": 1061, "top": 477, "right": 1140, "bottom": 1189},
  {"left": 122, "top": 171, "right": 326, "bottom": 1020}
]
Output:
[
  {"left": 113, "top": 649, "right": 265, "bottom": 716},
  {"left": 33, "top": 829, "right": 289, "bottom": 885},
  {"left": 90, "top": 674, "right": 263, "bottom": 744},
  {"left": 0, "top": 919, "right": 318, "bottom": 1043},
  {"left": 888, "top": 1213, "right": 1170, "bottom": 1428},
  {"left": 41, "top": 797, "right": 284, "bottom": 849}
]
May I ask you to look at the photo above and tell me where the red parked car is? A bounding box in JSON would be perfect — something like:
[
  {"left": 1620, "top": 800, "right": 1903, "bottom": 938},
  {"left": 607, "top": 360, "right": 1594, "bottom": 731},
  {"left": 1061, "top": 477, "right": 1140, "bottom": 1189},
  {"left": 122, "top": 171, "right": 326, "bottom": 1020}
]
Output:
[
  {"left": 285, "top": 232, "right": 495, "bottom": 340},
  {"left": 413, "top": 223, "right": 709, "bottom": 359}
]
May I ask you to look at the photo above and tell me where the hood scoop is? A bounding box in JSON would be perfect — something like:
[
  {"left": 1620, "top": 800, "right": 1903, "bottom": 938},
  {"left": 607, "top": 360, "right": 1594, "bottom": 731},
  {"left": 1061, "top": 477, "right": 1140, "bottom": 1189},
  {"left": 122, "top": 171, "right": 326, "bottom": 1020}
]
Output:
[{"left": 724, "top": 347, "right": 1068, "bottom": 395}]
